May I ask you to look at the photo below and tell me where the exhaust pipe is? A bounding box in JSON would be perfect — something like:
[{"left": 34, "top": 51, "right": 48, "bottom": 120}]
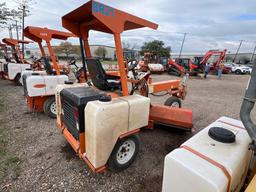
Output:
[{"left": 240, "top": 61, "right": 256, "bottom": 151}]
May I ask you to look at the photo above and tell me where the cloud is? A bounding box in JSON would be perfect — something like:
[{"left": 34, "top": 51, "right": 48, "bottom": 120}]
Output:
[{"left": 1, "top": 0, "right": 256, "bottom": 54}]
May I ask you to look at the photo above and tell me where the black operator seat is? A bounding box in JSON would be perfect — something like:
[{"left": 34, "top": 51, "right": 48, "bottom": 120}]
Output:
[
  {"left": 41, "top": 57, "right": 66, "bottom": 75},
  {"left": 41, "top": 57, "right": 54, "bottom": 75},
  {"left": 14, "top": 53, "right": 22, "bottom": 63},
  {"left": 4, "top": 56, "right": 11, "bottom": 62},
  {"left": 85, "top": 58, "right": 120, "bottom": 91}
]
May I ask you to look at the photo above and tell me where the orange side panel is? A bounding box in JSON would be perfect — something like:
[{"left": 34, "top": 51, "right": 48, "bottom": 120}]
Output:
[
  {"left": 149, "top": 104, "right": 193, "bottom": 129},
  {"left": 106, "top": 71, "right": 120, "bottom": 76},
  {"left": 62, "top": 127, "right": 80, "bottom": 153},
  {"left": 27, "top": 96, "right": 50, "bottom": 112},
  {"left": 149, "top": 80, "right": 180, "bottom": 93}
]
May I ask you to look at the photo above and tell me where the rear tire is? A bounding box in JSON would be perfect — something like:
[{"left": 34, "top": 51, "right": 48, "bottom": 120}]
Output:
[
  {"left": 43, "top": 97, "right": 57, "bottom": 118},
  {"left": 108, "top": 134, "right": 140, "bottom": 172},
  {"left": 164, "top": 96, "right": 181, "bottom": 108},
  {"left": 14, "top": 74, "right": 22, "bottom": 86},
  {"left": 235, "top": 70, "right": 241, "bottom": 74},
  {"left": 168, "top": 67, "right": 181, "bottom": 76}
]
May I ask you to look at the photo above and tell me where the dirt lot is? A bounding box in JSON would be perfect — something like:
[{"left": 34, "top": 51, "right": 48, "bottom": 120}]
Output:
[{"left": 0, "top": 73, "right": 255, "bottom": 192}]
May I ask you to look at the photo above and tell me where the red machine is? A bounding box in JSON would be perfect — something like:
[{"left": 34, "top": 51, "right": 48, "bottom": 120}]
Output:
[{"left": 168, "top": 49, "right": 228, "bottom": 76}]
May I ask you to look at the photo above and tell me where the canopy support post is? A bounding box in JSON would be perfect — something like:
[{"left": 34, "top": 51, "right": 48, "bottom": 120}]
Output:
[
  {"left": 79, "top": 38, "right": 88, "bottom": 81},
  {"left": 38, "top": 42, "right": 46, "bottom": 57},
  {"left": 114, "top": 33, "right": 129, "bottom": 96},
  {"left": 46, "top": 41, "right": 60, "bottom": 75}
]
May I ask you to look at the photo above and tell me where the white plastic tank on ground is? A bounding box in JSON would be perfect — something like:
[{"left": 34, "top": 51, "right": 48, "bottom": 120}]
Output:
[
  {"left": 162, "top": 116, "right": 252, "bottom": 192},
  {"left": 148, "top": 63, "right": 164, "bottom": 72}
]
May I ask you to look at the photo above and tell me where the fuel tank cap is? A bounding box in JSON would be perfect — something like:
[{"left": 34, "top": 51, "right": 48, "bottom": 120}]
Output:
[
  {"left": 208, "top": 127, "right": 236, "bottom": 143},
  {"left": 99, "top": 95, "right": 112, "bottom": 102}
]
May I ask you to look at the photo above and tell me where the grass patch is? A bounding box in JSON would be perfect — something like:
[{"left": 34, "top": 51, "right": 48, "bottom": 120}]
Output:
[
  {"left": 102, "top": 60, "right": 118, "bottom": 65},
  {"left": 4, "top": 156, "right": 20, "bottom": 166}
]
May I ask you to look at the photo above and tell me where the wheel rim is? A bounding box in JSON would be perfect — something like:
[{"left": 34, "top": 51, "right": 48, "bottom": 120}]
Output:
[
  {"left": 116, "top": 140, "right": 136, "bottom": 165},
  {"left": 170, "top": 101, "right": 180, "bottom": 108},
  {"left": 50, "top": 101, "right": 57, "bottom": 115}
]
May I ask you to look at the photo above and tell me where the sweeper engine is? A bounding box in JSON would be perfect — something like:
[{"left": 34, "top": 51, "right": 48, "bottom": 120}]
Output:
[
  {"left": 56, "top": 84, "right": 150, "bottom": 172},
  {"left": 59, "top": 87, "right": 106, "bottom": 140}
]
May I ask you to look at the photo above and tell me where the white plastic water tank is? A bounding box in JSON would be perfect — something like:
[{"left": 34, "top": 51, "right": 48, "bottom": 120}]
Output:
[
  {"left": 85, "top": 95, "right": 150, "bottom": 169},
  {"left": 26, "top": 75, "right": 68, "bottom": 97},
  {"left": 162, "top": 116, "right": 252, "bottom": 192},
  {"left": 148, "top": 63, "right": 164, "bottom": 72}
]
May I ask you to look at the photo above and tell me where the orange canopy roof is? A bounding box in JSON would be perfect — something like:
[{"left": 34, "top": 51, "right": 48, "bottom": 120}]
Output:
[
  {"left": 62, "top": 0, "right": 158, "bottom": 38},
  {"left": 2, "top": 38, "right": 32, "bottom": 46},
  {"left": 24, "top": 26, "right": 75, "bottom": 43}
]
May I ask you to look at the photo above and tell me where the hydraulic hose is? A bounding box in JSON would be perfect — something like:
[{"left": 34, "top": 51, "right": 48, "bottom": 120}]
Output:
[{"left": 240, "top": 62, "right": 256, "bottom": 150}]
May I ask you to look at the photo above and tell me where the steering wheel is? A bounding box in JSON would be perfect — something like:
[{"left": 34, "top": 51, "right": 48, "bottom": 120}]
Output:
[
  {"left": 68, "top": 58, "right": 76, "bottom": 66},
  {"left": 127, "top": 59, "right": 138, "bottom": 71}
]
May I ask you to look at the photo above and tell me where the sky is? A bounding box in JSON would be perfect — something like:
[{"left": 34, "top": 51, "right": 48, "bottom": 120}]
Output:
[{"left": 2, "top": 0, "right": 256, "bottom": 54}]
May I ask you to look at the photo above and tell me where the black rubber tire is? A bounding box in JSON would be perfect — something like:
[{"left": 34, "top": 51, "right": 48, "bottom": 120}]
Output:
[
  {"left": 14, "top": 74, "right": 22, "bottom": 86},
  {"left": 108, "top": 134, "right": 140, "bottom": 172},
  {"left": 43, "top": 97, "right": 57, "bottom": 118},
  {"left": 235, "top": 70, "right": 241, "bottom": 74},
  {"left": 168, "top": 67, "right": 181, "bottom": 76},
  {"left": 164, "top": 96, "right": 182, "bottom": 108}
]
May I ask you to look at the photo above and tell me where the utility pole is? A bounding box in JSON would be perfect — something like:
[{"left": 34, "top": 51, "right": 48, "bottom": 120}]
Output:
[
  {"left": 233, "top": 40, "right": 243, "bottom": 63},
  {"left": 8, "top": 25, "right": 13, "bottom": 39},
  {"left": 251, "top": 43, "right": 256, "bottom": 63},
  {"left": 15, "top": 20, "right": 19, "bottom": 40},
  {"left": 22, "top": 4, "right": 25, "bottom": 55},
  {"left": 179, "top": 33, "right": 187, "bottom": 59}
]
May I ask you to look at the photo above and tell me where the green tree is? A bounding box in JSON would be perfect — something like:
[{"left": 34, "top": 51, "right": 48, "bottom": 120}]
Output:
[
  {"left": 54, "top": 41, "right": 79, "bottom": 59},
  {"left": 94, "top": 46, "right": 107, "bottom": 59},
  {"left": 140, "top": 40, "right": 170, "bottom": 58},
  {"left": 0, "top": 3, "right": 13, "bottom": 28}
]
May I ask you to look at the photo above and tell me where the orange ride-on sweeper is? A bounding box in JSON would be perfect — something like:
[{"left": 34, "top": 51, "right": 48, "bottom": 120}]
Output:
[
  {"left": 2, "top": 38, "right": 32, "bottom": 85},
  {"left": 55, "top": 0, "right": 193, "bottom": 173},
  {"left": 22, "top": 26, "right": 75, "bottom": 118}
]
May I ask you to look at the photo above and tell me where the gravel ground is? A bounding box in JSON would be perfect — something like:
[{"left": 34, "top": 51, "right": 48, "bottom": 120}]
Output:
[{"left": 0, "top": 73, "right": 255, "bottom": 192}]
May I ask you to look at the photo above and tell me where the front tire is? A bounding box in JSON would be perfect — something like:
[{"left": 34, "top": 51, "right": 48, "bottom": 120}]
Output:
[
  {"left": 14, "top": 74, "right": 22, "bottom": 86},
  {"left": 108, "top": 134, "right": 140, "bottom": 172},
  {"left": 43, "top": 97, "right": 57, "bottom": 118},
  {"left": 235, "top": 70, "right": 241, "bottom": 74},
  {"left": 164, "top": 96, "right": 182, "bottom": 108}
]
